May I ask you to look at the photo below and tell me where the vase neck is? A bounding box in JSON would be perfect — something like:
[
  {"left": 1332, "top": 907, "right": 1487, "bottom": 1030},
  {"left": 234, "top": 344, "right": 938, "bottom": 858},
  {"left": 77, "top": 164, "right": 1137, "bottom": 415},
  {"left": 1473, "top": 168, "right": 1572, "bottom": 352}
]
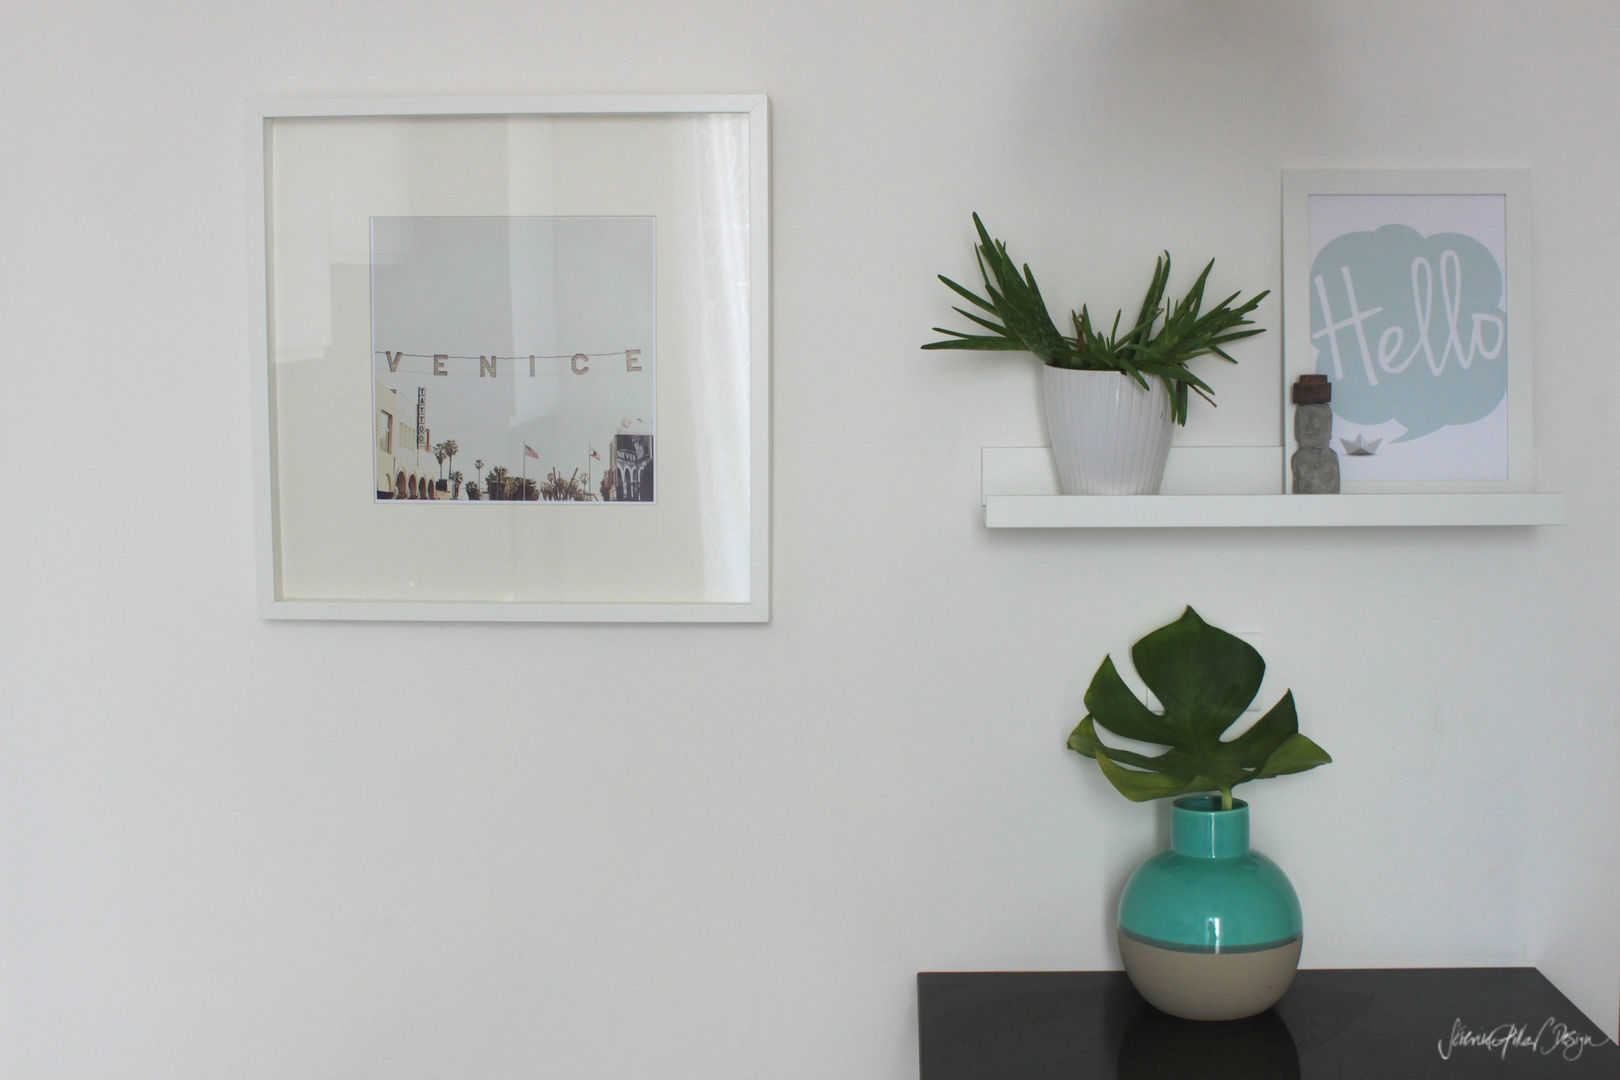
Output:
[{"left": 1170, "top": 796, "right": 1250, "bottom": 857}]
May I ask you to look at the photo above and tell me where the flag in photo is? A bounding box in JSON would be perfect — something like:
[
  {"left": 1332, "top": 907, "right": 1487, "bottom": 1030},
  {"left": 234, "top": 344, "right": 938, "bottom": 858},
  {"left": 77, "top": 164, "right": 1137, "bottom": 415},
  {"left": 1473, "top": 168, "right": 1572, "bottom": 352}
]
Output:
[
  {"left": 524, "top": 444, "right": 539, "bottom": 460},
  {"left": 590, "top": 444, "right": 600, "bottom": 460}
]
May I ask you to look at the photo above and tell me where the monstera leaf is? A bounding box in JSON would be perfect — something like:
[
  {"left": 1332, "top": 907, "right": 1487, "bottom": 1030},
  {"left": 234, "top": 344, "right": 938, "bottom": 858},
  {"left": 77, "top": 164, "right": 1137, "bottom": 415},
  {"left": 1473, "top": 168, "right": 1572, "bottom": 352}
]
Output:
[{"left": 1067, "top": 607, "right": 1331, "bottom": 808}]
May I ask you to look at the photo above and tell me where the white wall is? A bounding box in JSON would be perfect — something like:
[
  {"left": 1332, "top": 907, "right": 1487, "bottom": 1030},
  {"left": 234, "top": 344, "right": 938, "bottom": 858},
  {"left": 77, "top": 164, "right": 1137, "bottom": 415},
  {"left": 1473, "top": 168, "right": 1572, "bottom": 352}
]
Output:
[{"left": 3, "top": 1, "right": 1617, "bottom": 1076}]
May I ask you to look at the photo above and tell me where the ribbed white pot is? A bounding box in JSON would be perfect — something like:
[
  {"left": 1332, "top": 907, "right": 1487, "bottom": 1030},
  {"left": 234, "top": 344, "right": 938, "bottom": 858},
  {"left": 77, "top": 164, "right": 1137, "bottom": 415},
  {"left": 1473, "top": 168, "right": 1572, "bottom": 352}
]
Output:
[{"left": 1042, "top": 368, "right": 1175, "bottom": 495}]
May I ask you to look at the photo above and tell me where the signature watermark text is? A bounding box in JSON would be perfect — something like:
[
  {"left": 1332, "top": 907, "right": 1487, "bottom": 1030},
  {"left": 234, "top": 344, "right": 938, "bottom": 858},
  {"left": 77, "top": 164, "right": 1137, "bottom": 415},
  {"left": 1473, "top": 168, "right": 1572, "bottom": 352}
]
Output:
[{"left": 1438, "top": 1016, "right": 1612, "bottom": 1062}]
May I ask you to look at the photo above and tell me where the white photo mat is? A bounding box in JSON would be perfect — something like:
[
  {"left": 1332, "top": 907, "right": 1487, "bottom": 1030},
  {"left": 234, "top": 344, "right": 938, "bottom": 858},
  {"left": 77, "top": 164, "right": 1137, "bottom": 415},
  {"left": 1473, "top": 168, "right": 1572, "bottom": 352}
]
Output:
[
  {"left": 1281, "top": 170, "right": 1532, "bottom": 493},
  {"left": 247, "top": 96, "right": 770, "bottom": 621}
]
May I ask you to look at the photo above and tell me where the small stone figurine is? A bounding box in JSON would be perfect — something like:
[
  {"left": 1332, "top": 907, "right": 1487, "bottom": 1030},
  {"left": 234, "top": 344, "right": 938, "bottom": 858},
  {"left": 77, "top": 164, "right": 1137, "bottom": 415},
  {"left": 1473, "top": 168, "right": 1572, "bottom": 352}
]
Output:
[{"left": 1290, "top": 375, "right": 1340, "bottom": 494}]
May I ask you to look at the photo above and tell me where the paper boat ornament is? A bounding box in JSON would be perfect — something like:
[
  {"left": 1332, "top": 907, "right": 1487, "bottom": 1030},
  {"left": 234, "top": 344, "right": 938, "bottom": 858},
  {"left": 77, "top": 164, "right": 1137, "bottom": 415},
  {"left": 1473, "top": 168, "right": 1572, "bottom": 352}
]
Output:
[{"left": 1339, "top": 434, "right": 1382, "bottom": 456}]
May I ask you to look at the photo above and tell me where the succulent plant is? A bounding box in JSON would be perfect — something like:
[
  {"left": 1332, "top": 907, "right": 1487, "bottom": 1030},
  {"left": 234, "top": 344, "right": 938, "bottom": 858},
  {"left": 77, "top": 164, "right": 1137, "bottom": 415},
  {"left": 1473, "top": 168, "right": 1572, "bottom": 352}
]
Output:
[{"left": 925, "top": 214, "right": 1269, "bottom": 424}]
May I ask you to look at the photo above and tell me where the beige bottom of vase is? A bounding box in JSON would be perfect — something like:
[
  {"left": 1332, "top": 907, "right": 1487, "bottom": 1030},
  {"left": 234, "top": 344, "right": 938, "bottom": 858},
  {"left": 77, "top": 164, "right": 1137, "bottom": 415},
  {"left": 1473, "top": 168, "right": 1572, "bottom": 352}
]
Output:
[{"left": 1118, "top": 931, "right": 1302, "bottom": 1021}]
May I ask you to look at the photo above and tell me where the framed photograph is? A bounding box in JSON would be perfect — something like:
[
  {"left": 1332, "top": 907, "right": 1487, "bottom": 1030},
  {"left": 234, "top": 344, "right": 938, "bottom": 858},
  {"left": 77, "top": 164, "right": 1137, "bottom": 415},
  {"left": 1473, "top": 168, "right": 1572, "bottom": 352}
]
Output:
[
  {"left": 247, "top": 95, "right": 770, "bottom": 621},
  {"left": 1282, "top": 170, "right": 1531, "bottom": 492}
]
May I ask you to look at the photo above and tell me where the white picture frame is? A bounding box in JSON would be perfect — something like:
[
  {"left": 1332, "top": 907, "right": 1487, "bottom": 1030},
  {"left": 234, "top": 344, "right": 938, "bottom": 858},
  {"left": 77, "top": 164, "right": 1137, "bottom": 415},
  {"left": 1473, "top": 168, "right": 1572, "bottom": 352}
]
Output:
[
  {"left": 1281, "top": 169, "right": 1532, "bottom": 493},
  {"left": 247, "top": 95, "right": 770, "bottom": 621}
]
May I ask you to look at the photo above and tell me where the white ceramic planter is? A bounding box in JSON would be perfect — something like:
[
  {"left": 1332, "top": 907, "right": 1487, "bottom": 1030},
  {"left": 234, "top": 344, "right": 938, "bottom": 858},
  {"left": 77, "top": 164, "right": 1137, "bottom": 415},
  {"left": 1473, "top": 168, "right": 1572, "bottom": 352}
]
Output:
[{"left": 1042, "top": 368, "right": 1175, "bottom": 495}]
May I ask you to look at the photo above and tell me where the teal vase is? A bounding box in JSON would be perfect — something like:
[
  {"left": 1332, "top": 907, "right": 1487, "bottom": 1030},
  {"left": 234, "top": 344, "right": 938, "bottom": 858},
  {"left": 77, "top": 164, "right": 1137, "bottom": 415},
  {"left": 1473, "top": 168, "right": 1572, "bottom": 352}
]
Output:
[{"left": 1116, "top": 795, "right": 1302, "bottom": 1021}]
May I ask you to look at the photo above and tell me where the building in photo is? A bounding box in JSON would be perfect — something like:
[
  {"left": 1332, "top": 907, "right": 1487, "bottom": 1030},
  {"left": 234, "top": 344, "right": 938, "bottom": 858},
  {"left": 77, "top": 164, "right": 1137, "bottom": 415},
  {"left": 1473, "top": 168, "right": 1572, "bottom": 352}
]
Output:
[
  {"left": 610, "top": 425, "right": 654, "bottom": 502},
  {"left": 375, "top": 382, "right": 446, "bottom": 499}
]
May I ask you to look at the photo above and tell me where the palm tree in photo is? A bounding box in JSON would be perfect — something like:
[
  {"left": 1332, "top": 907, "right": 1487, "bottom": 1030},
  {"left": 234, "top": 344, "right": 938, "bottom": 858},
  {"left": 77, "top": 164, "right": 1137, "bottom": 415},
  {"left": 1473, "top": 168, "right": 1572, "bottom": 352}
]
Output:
[
  {"left": 449, "top": 470, "right": 463, "bottom": 500},
  {"left": 440, "top": 439, "right": 459, "bottom": 479},
  {"left": 541, "top": 468, "right": 596, "bottom": 502},
  {"left": 433, "top": 443, "right": 448, "bottom": 481},
  {"left": 474, "top": 458, "right": 485, "bottom": 489},
  {"left": 487, "top": 465, "right": 510, "bottom": 501}
]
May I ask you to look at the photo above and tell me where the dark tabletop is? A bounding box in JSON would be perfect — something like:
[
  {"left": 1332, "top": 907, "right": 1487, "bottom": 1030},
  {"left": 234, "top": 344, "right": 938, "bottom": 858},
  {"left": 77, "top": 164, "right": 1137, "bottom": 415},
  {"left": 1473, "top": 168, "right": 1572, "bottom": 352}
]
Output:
[{"left": 918, "top": 969, "right": 1617, "bottom": 1079}]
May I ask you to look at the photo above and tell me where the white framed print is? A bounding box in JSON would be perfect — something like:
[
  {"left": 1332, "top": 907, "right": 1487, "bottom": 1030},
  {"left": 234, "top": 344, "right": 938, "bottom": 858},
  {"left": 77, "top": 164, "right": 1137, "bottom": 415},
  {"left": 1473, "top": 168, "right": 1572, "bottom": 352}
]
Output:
[
  {"left": 1282, "top": 170, "right": 1532, "bottom": 493},
  {"left": 247, "top": 95, "right": 770, "bottom": 621}
]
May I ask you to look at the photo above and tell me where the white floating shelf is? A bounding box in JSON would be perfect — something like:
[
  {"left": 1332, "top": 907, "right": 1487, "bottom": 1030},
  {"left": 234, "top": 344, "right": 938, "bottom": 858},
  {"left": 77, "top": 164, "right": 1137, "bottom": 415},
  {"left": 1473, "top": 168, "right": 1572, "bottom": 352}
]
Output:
[
  {"left": 982, "top": 448, "right": 1565, "bottom": 529},
  {"left": 985, "top": 492, "right": 1567, "bottom": 529}
]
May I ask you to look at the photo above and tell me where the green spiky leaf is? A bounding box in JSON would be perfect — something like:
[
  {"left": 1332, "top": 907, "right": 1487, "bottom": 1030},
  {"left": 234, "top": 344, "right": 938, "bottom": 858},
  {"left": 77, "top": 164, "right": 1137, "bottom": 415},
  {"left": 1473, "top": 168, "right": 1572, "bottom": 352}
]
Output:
[{"left": 924, "top": 217, "right": 1268, "bottom": 424}]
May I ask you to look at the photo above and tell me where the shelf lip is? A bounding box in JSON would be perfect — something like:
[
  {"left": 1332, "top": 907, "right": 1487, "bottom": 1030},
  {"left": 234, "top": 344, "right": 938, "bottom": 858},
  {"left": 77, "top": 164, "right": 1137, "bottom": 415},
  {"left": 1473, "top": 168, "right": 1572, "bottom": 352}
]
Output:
[{"left": 983, "top": 492, "right": 1566, "bottom": 529}]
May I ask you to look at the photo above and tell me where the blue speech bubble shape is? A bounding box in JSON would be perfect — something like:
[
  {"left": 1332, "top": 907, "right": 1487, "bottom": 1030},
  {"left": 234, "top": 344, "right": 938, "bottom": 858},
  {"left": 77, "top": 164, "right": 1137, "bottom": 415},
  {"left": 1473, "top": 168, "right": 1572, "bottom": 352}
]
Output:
[{"left": 1309, "top": 224, "right": 1507, "bottom": 442}]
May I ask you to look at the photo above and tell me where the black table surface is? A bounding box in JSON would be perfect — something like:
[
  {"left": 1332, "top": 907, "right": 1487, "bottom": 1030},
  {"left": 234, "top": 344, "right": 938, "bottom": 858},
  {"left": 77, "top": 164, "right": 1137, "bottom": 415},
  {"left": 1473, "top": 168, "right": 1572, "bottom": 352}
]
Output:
[{"left": 918, "top": 969, "right": 1617, "bottom": 1079}]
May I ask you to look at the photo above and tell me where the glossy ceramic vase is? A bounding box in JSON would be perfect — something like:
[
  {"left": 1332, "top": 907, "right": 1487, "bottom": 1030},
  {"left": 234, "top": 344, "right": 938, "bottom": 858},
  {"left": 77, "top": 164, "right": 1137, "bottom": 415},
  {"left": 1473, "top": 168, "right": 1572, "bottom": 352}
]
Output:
[
  {"left": 1117, "top": 796, "right": 1302, "bottom": 1021},
  {"left": 1042, "top": 368, "right": 1174, "bottom": 495}
]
